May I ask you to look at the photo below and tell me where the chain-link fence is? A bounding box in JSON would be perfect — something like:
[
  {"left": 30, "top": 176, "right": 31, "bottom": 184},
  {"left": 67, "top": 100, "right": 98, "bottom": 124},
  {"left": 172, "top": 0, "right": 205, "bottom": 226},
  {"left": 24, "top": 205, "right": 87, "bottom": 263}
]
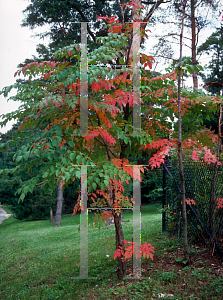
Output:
[{"left": 162, "top": 157, "right": 223, "bottom": 255}]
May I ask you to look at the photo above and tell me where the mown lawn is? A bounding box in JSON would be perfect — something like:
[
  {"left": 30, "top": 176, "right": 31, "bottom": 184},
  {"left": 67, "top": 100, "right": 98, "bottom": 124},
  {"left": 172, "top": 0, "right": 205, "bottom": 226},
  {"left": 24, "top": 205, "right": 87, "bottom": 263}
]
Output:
[{"left": 0, "top": 202, "right": 223, "bottom": 299}]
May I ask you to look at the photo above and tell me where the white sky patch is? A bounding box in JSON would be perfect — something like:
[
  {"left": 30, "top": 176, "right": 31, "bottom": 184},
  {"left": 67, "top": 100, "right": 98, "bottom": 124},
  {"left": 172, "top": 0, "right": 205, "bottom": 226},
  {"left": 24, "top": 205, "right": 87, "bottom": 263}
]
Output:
[{"left": 0, "top": 0, "right": 49, "bottom": 133}]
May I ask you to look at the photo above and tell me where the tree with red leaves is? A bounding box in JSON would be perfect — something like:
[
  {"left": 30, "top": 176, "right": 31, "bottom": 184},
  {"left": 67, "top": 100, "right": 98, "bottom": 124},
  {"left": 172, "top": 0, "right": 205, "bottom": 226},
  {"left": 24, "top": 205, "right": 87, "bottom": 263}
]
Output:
[{"left": 1, "top": 0, "right": 222, "bottom": 278}]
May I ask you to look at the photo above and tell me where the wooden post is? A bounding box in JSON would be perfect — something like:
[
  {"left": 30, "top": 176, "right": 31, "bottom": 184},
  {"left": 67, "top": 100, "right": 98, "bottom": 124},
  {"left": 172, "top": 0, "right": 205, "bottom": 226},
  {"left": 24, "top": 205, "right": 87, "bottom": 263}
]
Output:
[{"left": 50, "top": 207, "right": 53, "bottom": 224}]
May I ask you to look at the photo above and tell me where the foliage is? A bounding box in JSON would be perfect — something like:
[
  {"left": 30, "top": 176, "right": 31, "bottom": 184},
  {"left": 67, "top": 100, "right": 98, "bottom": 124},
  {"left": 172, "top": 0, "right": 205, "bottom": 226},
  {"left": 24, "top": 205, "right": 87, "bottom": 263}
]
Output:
[
  {"left": 0, "top": 5, "right": 158, "bottom": 274},
  {"left": 113, "top": 240, "right": 154, "bottom": 261},
  {"left": 19, "top": 0, "right": 165, "bottom": 64},
  {"left": 0, "top": 123, "right": 80, "bottom": 220},
  {"left": 20, "top": 0, "right": 133, "bottom": 56},
  {"left": 0, "top": 124, "right": 52, "bottom": 220},
  {"left": 0, "top": 4, "right": 222, "bottom": 273},
  {"left": 0, "top": 13, "right": 174, "bottom": 202}
]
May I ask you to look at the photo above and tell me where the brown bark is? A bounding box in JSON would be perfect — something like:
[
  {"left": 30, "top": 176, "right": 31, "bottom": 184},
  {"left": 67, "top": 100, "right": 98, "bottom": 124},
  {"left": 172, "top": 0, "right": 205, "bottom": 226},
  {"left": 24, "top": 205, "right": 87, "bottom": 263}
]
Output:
[
  {"left": 54, "top": 179, "right": 63, "bottom": 226},
  {"left": 111, "top": 179, "right": 126, "bottom": 279},
  {"left": 113, "top": 211, "right": 126, "bottom": 279},
  {"left": 177, "top": 2, "right": 190, "bottom": 262},
  {"left": 191, "top": 0, "right": 198, "bottom": 89},
  {"left": 103, "top": 180, "right": 126, "bottom": 278}
]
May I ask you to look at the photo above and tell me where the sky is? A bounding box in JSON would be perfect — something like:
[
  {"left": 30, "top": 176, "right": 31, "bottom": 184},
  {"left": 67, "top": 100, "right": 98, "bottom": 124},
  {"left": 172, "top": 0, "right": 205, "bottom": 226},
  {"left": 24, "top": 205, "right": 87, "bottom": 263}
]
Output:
[
  {"left": 0, "top": 0, "right": 221, "bottom": 134},
  {"left": 0, "top": 0, "right": 43, "bottom": 134}
]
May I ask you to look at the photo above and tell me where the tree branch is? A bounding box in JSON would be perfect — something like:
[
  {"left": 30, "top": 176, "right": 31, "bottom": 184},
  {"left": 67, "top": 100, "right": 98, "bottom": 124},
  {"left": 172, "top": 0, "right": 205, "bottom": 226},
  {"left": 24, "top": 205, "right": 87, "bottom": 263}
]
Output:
[
  {"left": 36, "top": 180, "right": 47, "bottom": 186},
  {"left": 142, "top": 0, "right": 166, "bottom": 31},
  {"left": 142, "top": 1, "right": 171, "bottom": 3},
  {"left": 66, "top": 0, "right": 96, "bottom": 43}
]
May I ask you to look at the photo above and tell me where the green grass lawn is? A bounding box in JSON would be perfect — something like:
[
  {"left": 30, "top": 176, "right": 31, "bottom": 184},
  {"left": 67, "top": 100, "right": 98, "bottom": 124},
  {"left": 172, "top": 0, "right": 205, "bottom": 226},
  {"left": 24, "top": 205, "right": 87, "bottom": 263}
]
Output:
[{"left": 0, "top": 202, "right": 223, "bottom": 299}]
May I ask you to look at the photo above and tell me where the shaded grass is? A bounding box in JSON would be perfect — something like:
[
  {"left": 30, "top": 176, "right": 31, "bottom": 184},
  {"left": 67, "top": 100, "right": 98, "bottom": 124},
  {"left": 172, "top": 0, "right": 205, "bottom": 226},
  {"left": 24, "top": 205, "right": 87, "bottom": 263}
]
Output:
[{"left": 0, "top": 202, "right": 222, "bottom": 299}]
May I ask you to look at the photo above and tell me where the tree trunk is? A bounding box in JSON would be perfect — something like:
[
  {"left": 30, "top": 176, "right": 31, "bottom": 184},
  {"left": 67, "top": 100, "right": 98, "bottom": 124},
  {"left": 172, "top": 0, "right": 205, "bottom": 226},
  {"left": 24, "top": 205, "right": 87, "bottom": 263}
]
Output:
[
  {"left": 111, "top": 179, "right": 126, "bottom": 278},
  {"left": 106, "top": 211, "right": 123, "bottom": 226},
  {"left": 103, "top": 179, "right": 127, "bottom": 278},
  {"left": 177, "top": 2, "right": 190, "bottom": 262},
  {"left": 191, "top": 0, "right": 198, "bottom": 89},
  {"left": 113, "top": 211, "right": 126, "bottom": 279},
  {"left": 103, "top": 0, "right": 141, "bottom": 279},
  {"left": 50, "top": 206, "right": 53, "bottom": 224},
  {"left": 54, "top": 179, "right": 63, "bottom": 227}
]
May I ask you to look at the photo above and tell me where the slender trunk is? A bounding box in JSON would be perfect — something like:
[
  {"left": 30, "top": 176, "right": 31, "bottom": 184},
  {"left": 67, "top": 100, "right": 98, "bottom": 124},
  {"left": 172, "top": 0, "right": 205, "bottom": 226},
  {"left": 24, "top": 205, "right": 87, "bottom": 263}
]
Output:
[
  {"left": 105, "top": 0, "right": 141, "bottom": 278},
  {"left": 54, "top": 179, "right": 63, "bottom": 226},
  {"left": 114, "top": 211, "right": 126, "bottom": 279},
  {"left": 112, "top": 179, "right": 126, "bottom": 278},
  {"left": 177, "top": 2, "right": 189, "bottom": 261},
  {"left": 191, "top": 0, "right": 198, "bottom": 89},
  {"left": 50, "top": 207, "right": 53, "bottom": 224},
  {"left": 104, "top": 176, "right": 126, "bottom": 278},
  {"left": 209, "top": 104, "right": 223, "bottom": 235}
]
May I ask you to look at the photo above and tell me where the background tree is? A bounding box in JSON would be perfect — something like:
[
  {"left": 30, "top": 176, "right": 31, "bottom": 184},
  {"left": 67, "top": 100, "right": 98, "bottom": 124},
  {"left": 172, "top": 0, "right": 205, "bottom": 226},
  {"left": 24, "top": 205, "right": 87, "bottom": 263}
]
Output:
[
  {"left": 0, "top": 121, "right": 80, "bottom": 221},
  {"left": 20, "top": 0, "right": 168, "bottom": 63},
  {"left": 198, "top": 24, "right": 223, "bottom": 96},
  {"left": 197, "top": 25, "right": 223, "bottom": 236},
  {"left": 0, "top": 123, "right": 54, "bottom": 220},
  {"left": 177, "top": 0, "right": 189, "bottom": 261},
  {"left": 150, "top": 0, "right": 219, "bottom": 88}
]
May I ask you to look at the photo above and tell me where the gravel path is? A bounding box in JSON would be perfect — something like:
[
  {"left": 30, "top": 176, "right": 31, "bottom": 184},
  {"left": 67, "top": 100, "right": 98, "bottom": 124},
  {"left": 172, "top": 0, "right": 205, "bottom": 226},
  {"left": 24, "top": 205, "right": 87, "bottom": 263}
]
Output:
[{"left": 0, "top": 207, "right": 12, "bottom": 225}]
